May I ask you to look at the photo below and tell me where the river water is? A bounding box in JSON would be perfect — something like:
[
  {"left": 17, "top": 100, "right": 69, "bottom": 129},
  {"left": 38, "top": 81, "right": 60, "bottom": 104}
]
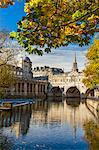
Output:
[{"left": 0, "top": 98, "right": 99, "bottom": 150}]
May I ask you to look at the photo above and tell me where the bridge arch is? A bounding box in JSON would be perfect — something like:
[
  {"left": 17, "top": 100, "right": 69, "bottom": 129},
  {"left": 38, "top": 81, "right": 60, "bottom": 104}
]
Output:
[
  {"left": 66, "top": 86, "right": 80, "bottom": 98},
  {"left": 85, "top": 89, "right": 94, "bottom": 97},
  {"left": 51, "top": 86, "right": 62, "bottom": 97}
]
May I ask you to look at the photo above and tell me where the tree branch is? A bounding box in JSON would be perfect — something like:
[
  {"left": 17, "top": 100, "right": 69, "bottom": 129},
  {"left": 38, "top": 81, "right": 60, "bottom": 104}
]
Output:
[{"left": 61, "top": 7, "right": 99, "bottom": 27}]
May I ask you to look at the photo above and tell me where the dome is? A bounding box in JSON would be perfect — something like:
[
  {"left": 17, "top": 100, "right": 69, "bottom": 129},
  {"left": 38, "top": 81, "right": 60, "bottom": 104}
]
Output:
[{"left": 24, "top": 57, "right": 31, "bottom": 62}]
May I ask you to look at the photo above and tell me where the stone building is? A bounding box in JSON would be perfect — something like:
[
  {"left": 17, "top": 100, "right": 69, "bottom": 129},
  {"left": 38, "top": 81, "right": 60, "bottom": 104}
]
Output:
[
  {"left": 33, "top": 54, "right": 90, "bottom": 97},
  {"left": 33, "top": 66, "right": 64, "bottom": 77},
  {"left": 5, "top": 55, "right": 99, "bottom": 99},
  {"left": 6, "top": 57, "right": 48, "bottom": 98},
  {"left": 94, "top": 85, "right": 99, "bottom": 98}
]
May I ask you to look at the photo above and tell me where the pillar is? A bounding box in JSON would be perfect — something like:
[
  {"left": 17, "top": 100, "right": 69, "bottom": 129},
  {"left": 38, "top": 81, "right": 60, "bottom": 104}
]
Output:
[
  {"left": 20, "top": 82, "right": 22, "bottom": 96},
  {"left": 24, "top": 82, "right": 27, "bottom": 96},
  {"left": 32, "top": 84, "right": 35, "bottom": 96},
  {"left": 15, "top": 83, "right": 18, "bottom": 96},
  {"left": 45, "top": 83, "right": 48, "bottom": 94},
  {"left": 35, "top": 83, "right": 38, "bottom": 96}
]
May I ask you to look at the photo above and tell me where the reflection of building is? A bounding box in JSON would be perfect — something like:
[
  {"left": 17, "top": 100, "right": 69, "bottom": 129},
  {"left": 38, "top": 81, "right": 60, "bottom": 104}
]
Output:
[
  {"left": 31, "top": 99, "right": 98, "bottom": 125},
  {"left": 30, "top": 99, "right": 99, "bottom": 139},
  {"left": 33, "top": 54, "right": 88, "bottom": 97},
  {"left": 66, "top": 98, "right": 80, "bottom": 107},
  {"left": 6, "top": 57, "right": 48, "bottom": 98},
  {"left": 0, "top": 99, "right": 98, "bottom": 139},
  {"left": 0, "top": 104, "right": 32, "bottom": 138}
]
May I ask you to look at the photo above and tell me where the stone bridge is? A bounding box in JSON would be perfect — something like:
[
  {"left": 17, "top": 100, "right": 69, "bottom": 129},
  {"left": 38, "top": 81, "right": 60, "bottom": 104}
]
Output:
[
  {"left": 32, "top": 54, "right": 99, "bottom": 98},
  {"left": 48, "top": 77, "right": 88, "bottom": 97},
  {"left": 48, "top": 80, "right": 98, "bottom": 98},
  {"left": 46, "top": 60, "right": 90, "bottom": 97}
]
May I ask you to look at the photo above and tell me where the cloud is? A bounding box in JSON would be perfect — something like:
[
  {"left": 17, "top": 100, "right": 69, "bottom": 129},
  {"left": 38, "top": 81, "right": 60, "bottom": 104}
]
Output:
[
  {"left": 6, "top": 40, "right": 89, "bottom": 72},
  {"left": 24, "top": 45, "right": 89, "bottom": 72},
  {"left": 10, "top": 38, "right": 89, "bottom": 72}
]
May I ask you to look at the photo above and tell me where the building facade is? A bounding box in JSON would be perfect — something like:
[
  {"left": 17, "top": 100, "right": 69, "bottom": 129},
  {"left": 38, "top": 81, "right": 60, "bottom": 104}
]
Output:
[
  {"left": 33, "top": 54, "right": 98, "bottom": 98},
  {"left": 7, "top": 57, "right": 48, "bottom": 98},
  {"left": 6, "top": 55, "right": 99, "bottom": 98}
]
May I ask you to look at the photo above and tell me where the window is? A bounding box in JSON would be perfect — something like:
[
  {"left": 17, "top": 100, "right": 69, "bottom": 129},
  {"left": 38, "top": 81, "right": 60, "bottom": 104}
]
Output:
[{"left": 20, "top": 72, "right": 22, "bottom": 75}]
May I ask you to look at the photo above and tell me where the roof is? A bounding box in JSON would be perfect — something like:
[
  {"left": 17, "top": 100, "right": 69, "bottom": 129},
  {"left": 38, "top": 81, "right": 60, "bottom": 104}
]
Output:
[{"left": 24, "top": 57, "right": 31, "bottom": 62}]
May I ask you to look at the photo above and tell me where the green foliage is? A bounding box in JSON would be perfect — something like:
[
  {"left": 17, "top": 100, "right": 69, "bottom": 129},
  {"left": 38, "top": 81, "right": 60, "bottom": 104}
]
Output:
[
  {"left": 83, "top": 39, "right": 99, "bottom": 89},
  {"left": 0, "top": 65, "right": 15, "bottom": 87},
  {"left": 0, "top": 63, "right": 16, "bottom": 98},
  {"left": 72, "top": 10, "right": 82, "bottom": 19},
  {"left": 10, "top": 31, "right": 17, "bottom": 39},
  {"left": 9, "top": 0, "right": 98, "bottom": 55},
  {"left": 0, "top": 89, "right": 5, "bottom": 99}
]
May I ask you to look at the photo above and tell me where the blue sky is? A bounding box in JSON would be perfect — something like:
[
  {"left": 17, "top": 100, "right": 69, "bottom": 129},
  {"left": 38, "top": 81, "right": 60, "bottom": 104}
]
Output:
[
  {"left": 0, "top": 1, "right": 91, "bottom": 71},
  {"left": 0, "top": 1, "right": 25, "bottom": 31}
]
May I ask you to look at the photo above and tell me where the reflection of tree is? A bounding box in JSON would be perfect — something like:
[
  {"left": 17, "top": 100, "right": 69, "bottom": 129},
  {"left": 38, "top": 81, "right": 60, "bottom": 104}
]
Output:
[
  {"left": 85, "top": 100, "right": 99, "bottom": 122},
  {"left": 83, "top": 120, "right": 99, "bottom": 150}
]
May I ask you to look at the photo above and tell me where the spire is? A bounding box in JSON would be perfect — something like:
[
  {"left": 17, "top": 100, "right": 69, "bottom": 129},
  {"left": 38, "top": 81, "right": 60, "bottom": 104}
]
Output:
[
  {"left": 74, "top": 52, "right": 77, "bottom": 63},
  {"left": 72, "top": 53, "right": 78, "bottom": 72}
]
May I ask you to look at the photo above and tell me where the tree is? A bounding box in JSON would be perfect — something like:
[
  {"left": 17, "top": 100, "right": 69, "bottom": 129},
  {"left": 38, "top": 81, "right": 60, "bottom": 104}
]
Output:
[
  {"left": 0, "top": 57, "right": 16, "bottom": 98},
  {"left": 0, "top": 31, "right": 8, "bottom": 49},
  {"left": 0, "top": 0, "right": 14, "bottom": 8},
  {"left": 83, "top": 38, "right": 99, "bottom": 89},
  {"left": 10, "top": 0, "right": 99, "bottom": 55},
  {"left": 0, "top": 31, "right": 19, "bottom": 97},
  {"left": 0, "top": 31, "right": 20, "bottom": 66},
  {"left": 0, "top": 60, "right": 16, "bottom": 98},
  {"left": 0, "top": 63, "right": 15, "bottom": 89}
]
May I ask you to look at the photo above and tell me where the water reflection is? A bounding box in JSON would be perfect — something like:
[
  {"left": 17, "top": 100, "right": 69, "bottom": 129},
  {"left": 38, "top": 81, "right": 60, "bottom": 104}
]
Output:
[
  {"left": 66, "top": 97, "right": 80, "bottom": 107},
  {"left": 0, "top": 131, "right": 14, "bottom": 150},
  {"left": 0, "top": 104, "right": 32, "bottom": 138},
  {"left": 0, "top": 98, "right": 99, "bottom": 150},
  {"left": 83, "top": 120, "right": 99, "bottom": 150},
  {"left": 85, "top": 99, "right": 99, "bottom": 122}
]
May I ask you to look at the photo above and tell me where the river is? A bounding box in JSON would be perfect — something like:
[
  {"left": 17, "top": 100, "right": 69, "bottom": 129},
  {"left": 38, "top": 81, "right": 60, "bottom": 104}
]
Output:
[{"left": 0, "top": 98, "right": 99, "bottom": 150}]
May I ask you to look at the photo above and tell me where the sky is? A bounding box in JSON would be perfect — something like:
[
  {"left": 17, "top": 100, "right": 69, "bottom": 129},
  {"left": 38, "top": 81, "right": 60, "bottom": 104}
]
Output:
[{"left": 0, "top": 1, "right": 91, "bottom": 72}]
